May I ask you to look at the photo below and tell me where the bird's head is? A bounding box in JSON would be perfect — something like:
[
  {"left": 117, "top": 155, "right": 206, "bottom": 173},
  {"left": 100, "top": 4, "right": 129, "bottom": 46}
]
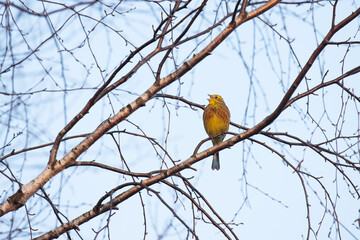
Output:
[{"left": 208, "top": 94, "right": 225, "bottom": 105}]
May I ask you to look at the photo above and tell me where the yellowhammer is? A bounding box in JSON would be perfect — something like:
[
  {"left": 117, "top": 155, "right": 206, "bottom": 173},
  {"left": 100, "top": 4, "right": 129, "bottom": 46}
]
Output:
[{"left": 203, "top": 94, "right": 230, "bottom": 170}]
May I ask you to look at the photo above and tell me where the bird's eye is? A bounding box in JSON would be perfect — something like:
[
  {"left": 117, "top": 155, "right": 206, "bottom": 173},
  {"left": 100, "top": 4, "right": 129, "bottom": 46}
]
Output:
[{"left": 215, "top": 96, "right": 219, "bottom": 99}]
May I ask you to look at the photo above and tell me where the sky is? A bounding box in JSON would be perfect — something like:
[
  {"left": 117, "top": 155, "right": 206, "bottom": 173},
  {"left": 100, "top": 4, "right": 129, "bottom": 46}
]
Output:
[{"left": 1, "top": 1, "right": 360, "bottom": 239}]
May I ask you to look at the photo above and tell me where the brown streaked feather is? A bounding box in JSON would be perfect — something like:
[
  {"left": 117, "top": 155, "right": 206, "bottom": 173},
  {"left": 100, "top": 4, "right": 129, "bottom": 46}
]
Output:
[
  {"left": 203, "top": 94, "right": 230, "bottom": 170},
  {"left": 203, "top": 98, "right": 230, "bottom": 144}
]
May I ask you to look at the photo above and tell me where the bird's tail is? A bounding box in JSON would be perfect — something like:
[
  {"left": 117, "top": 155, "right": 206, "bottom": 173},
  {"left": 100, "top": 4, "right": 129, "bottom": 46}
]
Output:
[{"left": 211, "top": 152, "right": 220, "bottom": 170}]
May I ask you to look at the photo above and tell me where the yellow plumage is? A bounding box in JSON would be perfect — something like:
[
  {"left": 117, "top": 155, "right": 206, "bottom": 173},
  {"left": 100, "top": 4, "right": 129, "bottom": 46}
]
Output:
[{"left": 203, "top": 94, "right": 230, "bottom": 170}]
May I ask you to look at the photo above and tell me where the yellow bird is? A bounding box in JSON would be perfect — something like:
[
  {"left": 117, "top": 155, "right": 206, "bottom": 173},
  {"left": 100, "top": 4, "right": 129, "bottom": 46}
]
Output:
[{"left": 203, "top": 94, "right": 230, "bottom": 170}]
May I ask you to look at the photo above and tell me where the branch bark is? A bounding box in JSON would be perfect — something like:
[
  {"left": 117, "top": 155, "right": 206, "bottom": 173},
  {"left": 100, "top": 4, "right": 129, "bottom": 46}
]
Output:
[
  {"left": 0, "top": 0, "right": 282, "bottom": 218},
  {"left": 34, "top": 5, "right": 360, "bottom": 239}
]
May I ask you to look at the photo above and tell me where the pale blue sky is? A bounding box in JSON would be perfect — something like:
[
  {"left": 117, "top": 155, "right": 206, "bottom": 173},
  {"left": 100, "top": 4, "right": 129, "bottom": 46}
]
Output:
[{"left": 1, "top": 1, "right": 359, "bottom": 239}]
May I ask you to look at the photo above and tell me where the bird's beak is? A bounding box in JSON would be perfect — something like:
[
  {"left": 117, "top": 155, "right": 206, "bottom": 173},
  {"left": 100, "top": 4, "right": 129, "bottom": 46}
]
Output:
[{"left": 207, "top": 94, "right": 212, "bottom": 101}]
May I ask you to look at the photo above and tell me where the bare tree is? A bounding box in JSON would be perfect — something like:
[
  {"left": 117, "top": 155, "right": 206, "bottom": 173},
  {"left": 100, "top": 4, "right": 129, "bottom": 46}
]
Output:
[{"left": 1, "top": 0, "right": 359, "bottom": 239}]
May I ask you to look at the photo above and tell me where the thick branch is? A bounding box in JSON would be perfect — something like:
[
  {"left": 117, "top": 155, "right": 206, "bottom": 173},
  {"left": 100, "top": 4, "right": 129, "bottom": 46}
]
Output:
[
  {"left": 0, "top": 0, "right": 282, "bottom": 218},
  {"left": 32, "top": 5, "right": 360, "bottom": 239}
]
